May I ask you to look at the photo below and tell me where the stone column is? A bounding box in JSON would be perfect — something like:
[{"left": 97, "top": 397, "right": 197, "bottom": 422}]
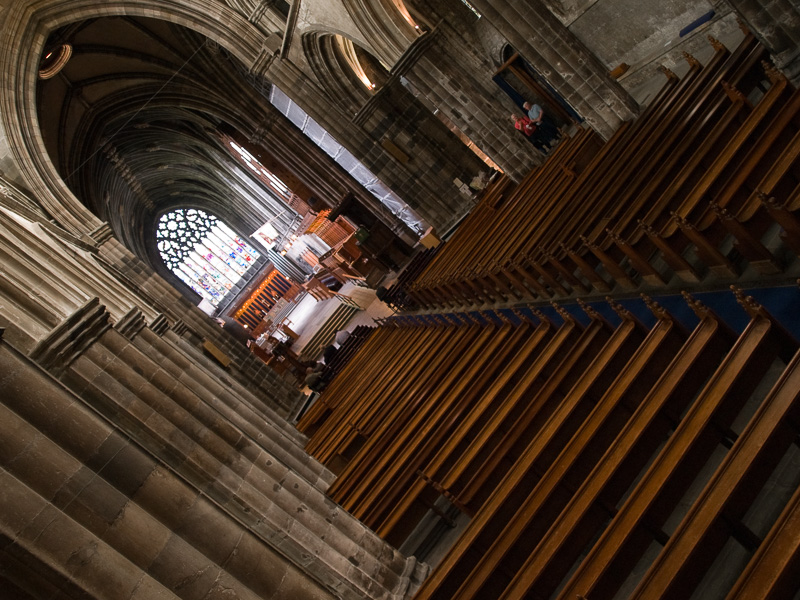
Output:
[
  {"left": 248, "top": 108, "right": 418, "bottom": 245},
  {"left": 394, "top": 21, "right": 542, "bottom": 181},
  {"left": 95, "top": 236, "right": 304, "bottom": 416},
  {"left": 265, "top": 58, "right": 479, "bottom": 234},
  {"left": 1, "top": 300, "right": 426, "bottom": 599},
  {"left": 116, "top": 308, "right": 331, "bottom": 490},
  {"left": 463, "top": 0, "right": 640, "bottom": 138},
  {"left": 354, "top": 75, "right": 489, "bottom": 232},
  {"left": 0, "top": 338, "right": 333, "bottom": 599},
  {"left": 726, "top": 0, "right": 800, "bottom": 83}
]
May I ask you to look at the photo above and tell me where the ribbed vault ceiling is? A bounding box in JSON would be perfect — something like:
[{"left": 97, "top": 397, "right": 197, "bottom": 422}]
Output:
[{"left": 36, "top": 15, "right": 292, "bottom": 272}]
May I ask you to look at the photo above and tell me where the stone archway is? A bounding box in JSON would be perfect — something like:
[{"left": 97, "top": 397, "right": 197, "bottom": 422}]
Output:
[
  {"left": 0, "top": 0, "right": 267, "bottom": 236},
  {"left": 336, "top": 0, "right": 418, "bottom": 66}
]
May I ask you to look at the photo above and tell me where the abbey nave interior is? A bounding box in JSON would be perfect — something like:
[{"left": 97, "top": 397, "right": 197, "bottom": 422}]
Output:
[{"left": 2, "top": 0, "right": 800, "bottom": 599}]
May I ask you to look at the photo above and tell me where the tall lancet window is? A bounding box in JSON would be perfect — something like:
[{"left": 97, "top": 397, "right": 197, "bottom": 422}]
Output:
[{"left": 156, "top": 208, "right": 260, "bottom": 306}]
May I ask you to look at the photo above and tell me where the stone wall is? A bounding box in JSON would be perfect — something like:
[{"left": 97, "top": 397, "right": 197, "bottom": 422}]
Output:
[{"left": 0, "top": 187, "right": 426, "bottom": 600}]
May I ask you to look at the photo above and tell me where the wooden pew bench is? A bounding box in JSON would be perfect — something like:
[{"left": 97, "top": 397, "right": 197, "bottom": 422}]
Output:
[
  {"left": 725, "top": 474, "right": 800, "bottom": 599},
  {"left": 297, "top": 324, "right": 397, "bottom": 436},
  {"left": 555, "top": 292, "right": 797, "bottom": 600},
  {"left": 452, "top": 300, "right": 686, "bottom": 600},
  {"left": 442, "top": 308, "right": 605, "bottom": 511},
  {"left": 440, "top": 131, "right": 595, "bottom": 304},
  {"left": 411, "top": 302, "right": 646, "bottom": 600},
  {"left": 353, "top": 317, "right": 542, "bottom": 528},
  {"left": 629, "top": 346, "right": 800, "bottom": 599},
  {"left": 562, "top": 37, "right": 766, "bottom": 289},
  {"left": 478, "top": 295, "right": 734, "bottom": 600},
  {"left": 590, "top": 32, "right": 765, "bottom": 245},
  {"left": 329, "top": 319, "right": 503, "bottom": 512},
  {"left": 664, "top": 69, "right": 800, "bottom": 240},
  {"left": 582, "top": 60, "right": 791, "bottom": 290},
  {"left": 503, "top": 52, "right": 713, "bottom": 291},
  {"left": 373, "top": 312, "right": 556, "bottom": 545},
  {"left": 318, "top": 321, "right": 480, "bottom": 469},
  {"left": 411, "top": 129, "right": 599, "bottom": 306},
  {"left": 299, "top": 323, "right": 418, "bottom": 437},
  {"left": 306, "top": 322, "right": 445, "bottom": 461},
  {"left": 546, "top": 44, "right": 723, "bottom": 257}
]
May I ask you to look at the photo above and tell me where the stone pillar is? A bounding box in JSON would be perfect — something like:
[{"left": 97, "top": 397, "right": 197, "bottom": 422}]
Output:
[
  {"left": 265, "top": 58, "right": 480, "bottom": 234},
  {"left": 354, "top": 75, "right": 489, "bottom": 232},
  {"left": 248, "top": 107, "right": 418, "bottom": 245},
  {"left": 462, "top": 0, "right": 640, "bottom": 138},
  {"left": 0, "top": 340, "right": 334, "bottom": 599},
  {"left": 394, "top": 21, "right": 542, "bottom": 181},
  {"left": 727, "top": 0, "right": 800, "bottom": 83},
  {"left": 1, "top": 300, "right": 427, "bottom": 599},
  {"left": 116, "top": 308, "right": 331, "bottom": 490},
  {"left": 95, "top": 236, "right": 304, "bottom": 417}
]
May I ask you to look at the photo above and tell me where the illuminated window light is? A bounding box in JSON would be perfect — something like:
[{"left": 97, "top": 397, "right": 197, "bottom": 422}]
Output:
[
  {"left": 391, "top": 0, "right": 419, "bottom": 29},
  {"left": 460, "top": 0, "right": 482, "bottom": 18},
  {"left": 39, "top": 44, "right": 72, "bottom": 79}
]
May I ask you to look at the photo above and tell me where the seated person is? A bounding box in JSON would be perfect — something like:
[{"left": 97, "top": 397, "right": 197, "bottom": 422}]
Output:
[
  {"left": 303, "top": 362, "right": 327, "bottom": 392},
  {"left": 511, "top": 113, "right": 549, "bottom": 153}
]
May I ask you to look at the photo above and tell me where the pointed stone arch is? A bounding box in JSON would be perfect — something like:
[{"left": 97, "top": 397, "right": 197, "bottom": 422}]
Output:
[
  {"left": 337, "top": 0, "right": 418, "bottom": 66},
  {"left": 0, "top": 0, "right": 271, "bottom": 237},
  {"left": 302, "top": 31, "right": 381, "bottom": 116}
]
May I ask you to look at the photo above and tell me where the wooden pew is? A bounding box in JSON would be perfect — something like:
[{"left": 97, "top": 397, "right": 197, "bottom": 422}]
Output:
[
  {"left": 414, "top": 149, "right": 559, "bottom": 288},
  {"left": 566, "top": 37, "right": 765, "bottom": 290},
  {"left": 411, "top": 128, "right": 600, "bottom": 304},
  {"left": 296, "top": 324, "right": 398, "bottom": 435},
  {"left": 470, "top": 294, "right": 730, "bottom": 600},
  {"left": 589, "top": 32, "right": 765, "bottom": 245},
  {"left": 469, "top": 126, "right": 632, "bottom": 301},
  {"left": 637, "top": 62, "right": 786, "bottom": 245},
  {"left": 725, "top": 479, "right": 800, "bottom": 599},
  {"left": 554, "top": 290, "right": 797, "bottom": 600},
  {"left": 329, "top": 317, "right": 506, "bottom": 512},
  {"left": 353, "top": 315, "right": 544, "bottom": 528},
  {"left": 452, "top": 298, "right": 686, "bottom": 600},
  {"left": 480, "top": 129, "right": 601, "bottom": 270},
  {"left": 498, "top": 48, "right": 715, "bottom": 293},
  {"left": 698, "top": 99, "right": 800, "bottom": 233},
  {"left": 736, "top": 109, "right": 800, "bottom": 230},
  {"left": 629, "top": 346, "right": 800, "bottom": 599},
  {"left": 664, "top": 65, "right": 800, "bottom": 239},
  {"left": 761, "top": 191, "right": 800, "bottom": 256},
  {"left": 411, "top": 300, "right": 647, "bottom": 600},
  {"left": 441, "top": 304, "right": 607, "bottom": 512},
  {"left": 612, "top": 89, "right": 749, "bottom": 249},
  {"left": 430, "top": 132, "right": 595, "bottom": 304},
  {"left": 306, "top": 322, "right": 449, "bottom": 461},
  {"left": 299, "top": 321, "right": 421, "bottom": 434},
  {"left": 541, "top": 44, "right": 721, "bottom": 258},
  {"left": 317, "top": 321, "right": 481, "bottom": 468},
  {"left": 373, "top": 310, "right": 556, "bottom": 545}
]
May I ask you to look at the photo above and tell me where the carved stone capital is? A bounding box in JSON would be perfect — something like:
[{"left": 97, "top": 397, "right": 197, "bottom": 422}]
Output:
[
  {"left": 29, "top": 298, "right": 111, "bottom": 376},
  {"left": 114, "top": 307, "right": 147, "bottom": 340},
  {"left": 88, "top": 221, "right": 114, "bottom": 246},
  {"left": 150, "top": 314, "right": 171, "bottom": 336}
]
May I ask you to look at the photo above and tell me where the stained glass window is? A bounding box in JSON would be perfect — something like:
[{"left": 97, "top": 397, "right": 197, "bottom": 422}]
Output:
[{"left": 156, "top": 208, "right": 260, "bottom": 306}]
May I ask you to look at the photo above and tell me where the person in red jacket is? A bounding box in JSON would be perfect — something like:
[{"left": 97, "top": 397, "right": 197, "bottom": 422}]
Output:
[
  {"left": 512, "top": 113, "right": 548, "bottom": 152},
  {"left": 512, "top": 112, "right": 537, "bottom": 136}
]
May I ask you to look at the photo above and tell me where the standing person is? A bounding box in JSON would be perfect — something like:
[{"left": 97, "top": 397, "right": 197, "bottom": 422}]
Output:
[{"left": 523, "top": 101, "right": 560, "bottom": 146}]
